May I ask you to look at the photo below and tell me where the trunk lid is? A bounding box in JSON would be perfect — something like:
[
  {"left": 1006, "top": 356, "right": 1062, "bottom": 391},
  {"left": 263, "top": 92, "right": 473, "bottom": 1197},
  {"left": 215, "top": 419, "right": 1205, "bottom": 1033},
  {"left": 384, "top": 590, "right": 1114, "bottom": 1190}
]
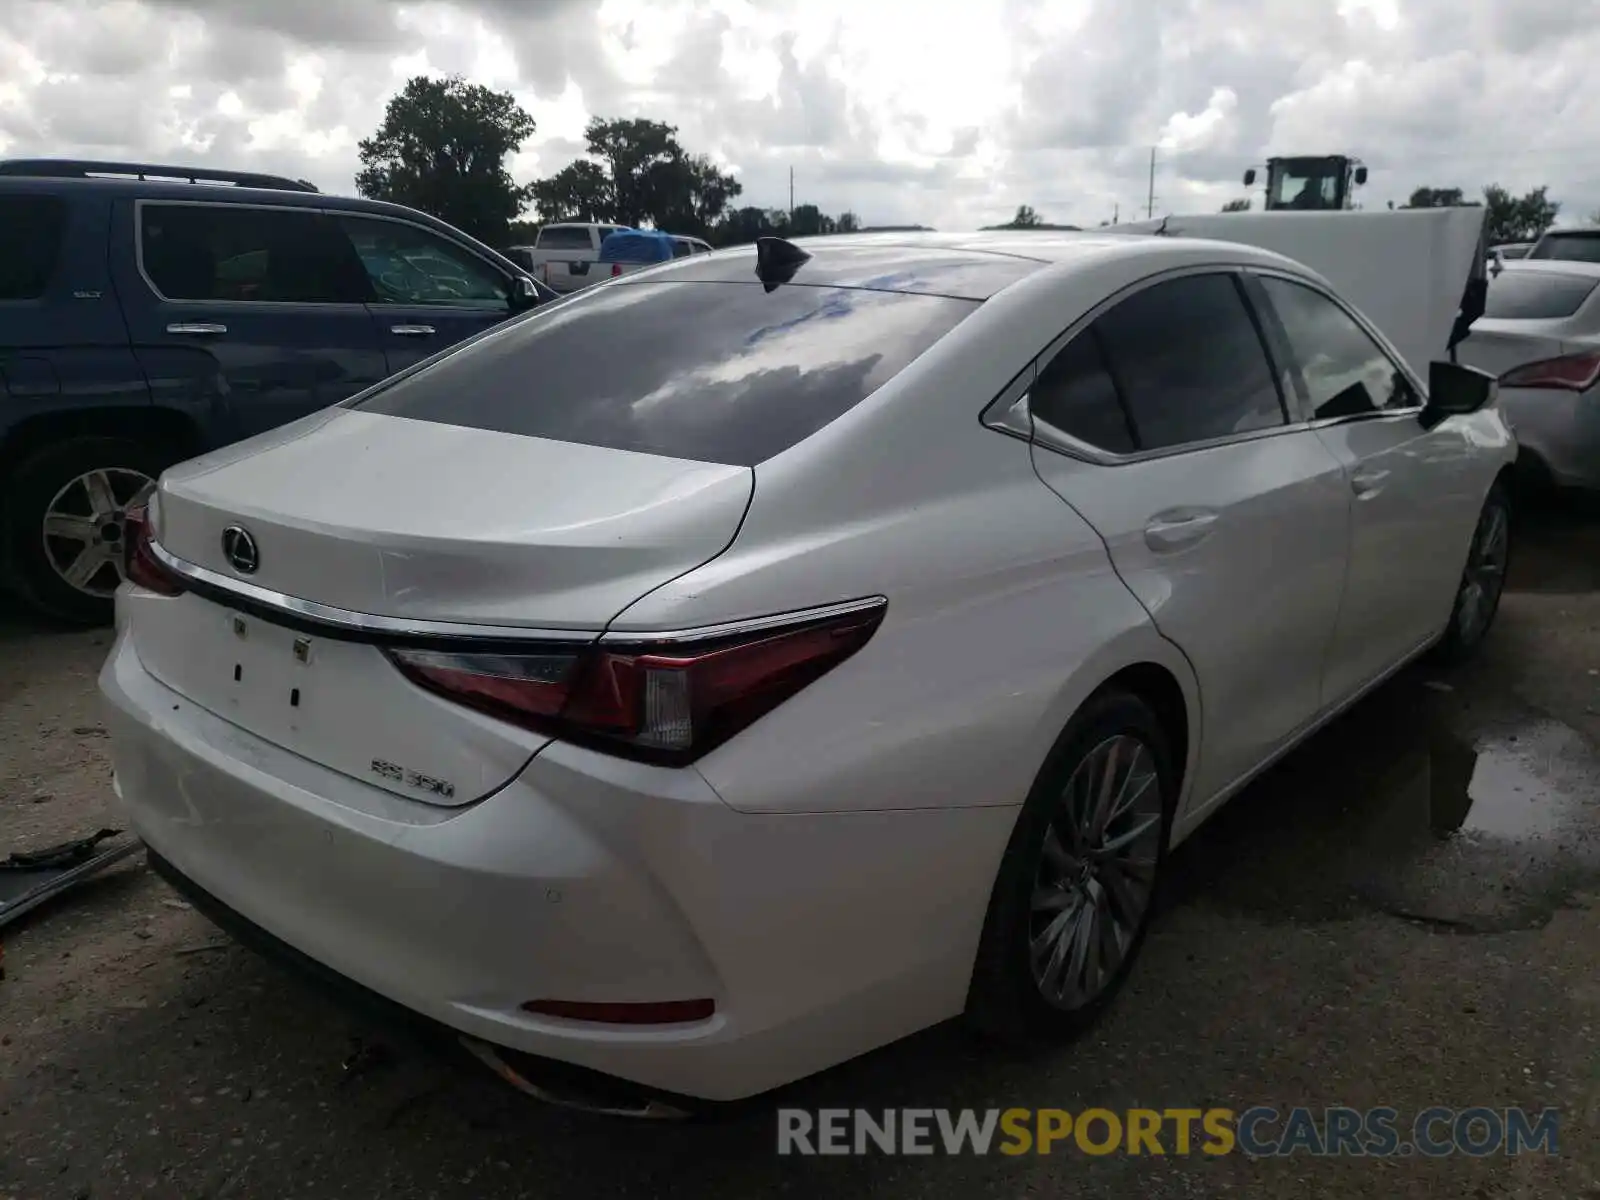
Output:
[
  {"left": 1454, "top": 322, "right": 1568, "bottom": 379},
  {"left": 133, "top": 409, "right": 752, "bottom": 807},
  {"left": 153, "top": 408, "right": 753, "bottom": 629},
  {"left": 1113, "top": 207, "right": 1489, "bottom": 380}
]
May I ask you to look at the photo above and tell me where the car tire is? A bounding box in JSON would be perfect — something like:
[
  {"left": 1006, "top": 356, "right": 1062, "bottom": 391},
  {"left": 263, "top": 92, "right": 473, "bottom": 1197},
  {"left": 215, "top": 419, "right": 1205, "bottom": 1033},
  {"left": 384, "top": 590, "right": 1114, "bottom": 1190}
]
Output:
[
  {"left": 2, "top": 436, "right": 175, "bottom": 626},
  {"left": 1430, "top": 480, "right": 1512, "bottom": 665},
  {"left": 965, "top": 688, "right": 1175, "bottom": 1046}
]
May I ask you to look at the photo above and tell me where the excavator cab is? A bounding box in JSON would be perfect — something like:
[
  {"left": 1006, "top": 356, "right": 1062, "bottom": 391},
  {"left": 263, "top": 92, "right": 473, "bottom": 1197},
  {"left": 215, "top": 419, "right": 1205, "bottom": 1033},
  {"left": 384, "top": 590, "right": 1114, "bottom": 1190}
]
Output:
[{"left": 1244, "top": 156, "right": 1368, "bottom": 211}]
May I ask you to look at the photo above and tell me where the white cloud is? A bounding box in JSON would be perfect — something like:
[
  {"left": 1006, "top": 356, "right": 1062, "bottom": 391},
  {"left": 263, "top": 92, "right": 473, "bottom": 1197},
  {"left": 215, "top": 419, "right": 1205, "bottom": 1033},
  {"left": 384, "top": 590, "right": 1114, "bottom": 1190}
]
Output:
[{"left": 0, "top": 0, "right": 1596, "bottom": 230}]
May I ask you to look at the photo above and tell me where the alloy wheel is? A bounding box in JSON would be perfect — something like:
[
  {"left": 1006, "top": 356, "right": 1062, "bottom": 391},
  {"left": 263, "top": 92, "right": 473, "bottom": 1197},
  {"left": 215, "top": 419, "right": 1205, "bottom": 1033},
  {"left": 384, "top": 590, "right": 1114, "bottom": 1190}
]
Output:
[
  {"left": 40, "top": 468, "right": 155, "bottom": 598},
  {"left": 1029, "top": 734, "right": 1164, "bottom": 1010},
  {"left": 1456, "top": 500, "right": 1509, "bottom": 644}
]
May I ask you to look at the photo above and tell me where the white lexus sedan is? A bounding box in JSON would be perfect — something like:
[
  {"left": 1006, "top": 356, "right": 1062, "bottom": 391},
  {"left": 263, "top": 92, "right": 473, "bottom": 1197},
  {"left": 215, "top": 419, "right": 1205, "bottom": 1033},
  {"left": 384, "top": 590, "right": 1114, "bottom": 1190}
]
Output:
[{"left": 101, "top": 228, "right": 1514, "bottom": 1116}]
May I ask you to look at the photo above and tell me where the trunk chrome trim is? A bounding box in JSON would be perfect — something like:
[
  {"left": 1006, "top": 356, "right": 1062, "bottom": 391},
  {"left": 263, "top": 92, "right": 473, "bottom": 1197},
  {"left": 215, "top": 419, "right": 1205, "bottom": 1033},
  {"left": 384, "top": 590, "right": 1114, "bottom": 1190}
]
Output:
[
  {"left": 598, "top": 596, "right": 889, "bottom": 646},
  {"left": 146, "top": 539, "right": 598, "bottom": 645}
]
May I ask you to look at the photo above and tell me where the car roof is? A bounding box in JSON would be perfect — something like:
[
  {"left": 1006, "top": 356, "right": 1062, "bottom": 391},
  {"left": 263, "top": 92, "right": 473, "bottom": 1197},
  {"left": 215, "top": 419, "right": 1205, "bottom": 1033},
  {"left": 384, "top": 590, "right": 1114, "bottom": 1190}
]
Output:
[{"left": 626, "top": 231, "right": 1312, "bottom": 302}]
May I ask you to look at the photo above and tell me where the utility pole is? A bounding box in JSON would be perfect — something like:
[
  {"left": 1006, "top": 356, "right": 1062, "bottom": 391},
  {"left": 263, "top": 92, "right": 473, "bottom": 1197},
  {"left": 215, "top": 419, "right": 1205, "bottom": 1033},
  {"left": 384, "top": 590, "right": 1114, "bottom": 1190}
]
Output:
[
  {"left": 1113, "top": 202, "right": 1119, "bottom": 225},
  {"left": 1146, "top": 147, "right": 1156, "bottom": 219},
  {"left": 789, "top": 167, "right": 795, "bottom": 221}
]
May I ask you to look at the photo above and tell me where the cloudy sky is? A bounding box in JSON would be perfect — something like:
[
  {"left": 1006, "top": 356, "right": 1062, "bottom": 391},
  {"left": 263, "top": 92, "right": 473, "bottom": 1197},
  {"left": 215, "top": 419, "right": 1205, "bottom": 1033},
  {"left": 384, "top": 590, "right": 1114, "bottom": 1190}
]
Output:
[{"left": 1, "top": 0, "right": 1595, "bottom": 230}]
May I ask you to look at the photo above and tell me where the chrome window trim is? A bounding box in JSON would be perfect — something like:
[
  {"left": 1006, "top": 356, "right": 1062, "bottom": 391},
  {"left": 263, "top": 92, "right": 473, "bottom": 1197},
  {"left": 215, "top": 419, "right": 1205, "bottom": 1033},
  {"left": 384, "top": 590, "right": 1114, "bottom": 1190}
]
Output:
[
  {"left": 987, "top": 263, "right": 1309, "bottom": 466},
  {"left": 1243, "top": 267, "right": 1429, "bottom": 425},
  {"left": 133, "top": 198, "right": 513, "bottom": 308}
]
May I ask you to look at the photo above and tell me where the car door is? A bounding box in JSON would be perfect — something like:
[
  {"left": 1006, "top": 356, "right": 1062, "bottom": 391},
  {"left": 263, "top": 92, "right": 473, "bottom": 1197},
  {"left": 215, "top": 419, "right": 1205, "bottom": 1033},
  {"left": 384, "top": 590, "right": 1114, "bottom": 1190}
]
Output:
[
  {"left": 1023, "top": 269, "right": 1352, "bottom": 808},
  {"left": 120, "top": 199, "right": 389, "bottom": 442},
  {"left": 336, "top": 214, "right": 519, "bottom": 374},
  {"left": 1250, "top": 271, "right": 1484, "bottom": 706}
]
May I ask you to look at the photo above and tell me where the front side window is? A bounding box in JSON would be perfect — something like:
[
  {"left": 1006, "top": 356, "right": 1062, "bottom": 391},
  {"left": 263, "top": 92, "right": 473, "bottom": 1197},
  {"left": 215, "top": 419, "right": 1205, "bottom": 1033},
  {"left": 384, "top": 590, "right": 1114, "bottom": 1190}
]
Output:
[
  {"left": 340, "top": 217, "right": 508, "bottom": 308},
  {"left": 352, "top": 280, "right": 976, "bottom": 467},
  {"left": 0, "top": 195, "right": 67, "bottom": 300},
  {"left": 140, "top": 204, "right": 369, "bottom": 304},
  {"left": 1089, "top": 272, "right": 1286, "bottom": 451},
  {"left": 1260, "top": 276, "right": 1420, "bottom": 419},
  {"left": 671, "top": 238, "right": 692, "bottom": 258}
]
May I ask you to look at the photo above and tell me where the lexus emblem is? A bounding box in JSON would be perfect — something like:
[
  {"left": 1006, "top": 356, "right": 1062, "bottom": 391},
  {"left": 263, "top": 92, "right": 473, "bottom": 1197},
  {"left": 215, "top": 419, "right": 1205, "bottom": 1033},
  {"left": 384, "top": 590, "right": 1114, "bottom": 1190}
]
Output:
[{"left": 221, "top": 525, "right": 260, "bottom": 575}]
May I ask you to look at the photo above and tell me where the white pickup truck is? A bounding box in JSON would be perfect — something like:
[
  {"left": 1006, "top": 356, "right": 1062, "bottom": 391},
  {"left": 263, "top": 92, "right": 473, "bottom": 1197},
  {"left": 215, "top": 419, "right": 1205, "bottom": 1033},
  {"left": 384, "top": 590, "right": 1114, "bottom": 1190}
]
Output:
[
  {"left": 508, "top": 222, "right": 625, "bottom": 295},
  {"left": 508, "top": 223, "right": 715, "bottom": 294}
]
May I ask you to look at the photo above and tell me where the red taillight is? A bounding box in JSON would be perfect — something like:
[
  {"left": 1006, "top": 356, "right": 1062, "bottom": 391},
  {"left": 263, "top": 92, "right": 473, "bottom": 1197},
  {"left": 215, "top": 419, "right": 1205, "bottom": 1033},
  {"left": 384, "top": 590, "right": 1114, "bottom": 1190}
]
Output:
[
  {"left": 1499, "top": 352, "right": 1600, "bottom": 392},
  {"left": 122, "top": 503, "right": 186, "bottom": 596},
  {"left": 387, "top": 602, "right": 886, "bottom": 765},
  {"left": 610, "top": 263, "right": 622, "bottom": 277},
  {"left": 521, "top": 998, "right": 715, "bottom": 1025}
]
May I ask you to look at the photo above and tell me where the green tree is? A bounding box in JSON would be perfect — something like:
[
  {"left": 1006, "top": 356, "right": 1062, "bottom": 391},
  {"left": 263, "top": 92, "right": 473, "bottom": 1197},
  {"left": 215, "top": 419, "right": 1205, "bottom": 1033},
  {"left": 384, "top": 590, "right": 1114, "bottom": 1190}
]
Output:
[
  {"left": 532, "top": 118, "right": 742, "bottom": 235},
  {"left": 1220, "top": 198, "right": 1252, "bottom": 212},
  {"left": 356, "top": 75, "right": 535, "bottom": 243},
  {"left": 836, "top": 210, "right": 861, "bottom": 233},
  {"left": 787, "top": 204, "right": 836, "bottom": 236},
  {"left": 1010, "top": 204, "right": 1042, "bottom": 228},
  {"left": 1483, "top": 184, "right": 1560, "bottom": 244},
  {"left": 1404, "top": 186, "right": 1466, "bottom": 208},
  {"left": 528, "top": 159, "right": 612, "bottom": 224}
]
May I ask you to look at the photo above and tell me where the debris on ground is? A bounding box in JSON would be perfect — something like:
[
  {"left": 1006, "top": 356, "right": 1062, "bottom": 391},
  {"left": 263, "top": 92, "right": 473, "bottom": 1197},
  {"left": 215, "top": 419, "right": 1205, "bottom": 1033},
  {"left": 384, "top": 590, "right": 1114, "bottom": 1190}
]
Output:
[{"left": 0, "top": 828, "right": 140, "bottom": 931}]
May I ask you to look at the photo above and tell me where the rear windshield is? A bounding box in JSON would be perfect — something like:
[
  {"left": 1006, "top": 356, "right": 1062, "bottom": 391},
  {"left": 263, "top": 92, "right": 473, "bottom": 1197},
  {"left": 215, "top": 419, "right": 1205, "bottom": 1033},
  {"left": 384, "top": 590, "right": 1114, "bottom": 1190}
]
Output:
[
  {"left": 1484, "top": 271, "right": 1599, "bottom": 319},
  {"left": 1528, "top": 233, "right": 1600, "bottom": 264},
  {"left": 537, "top": 226, "right": 594, "bottom": 250},
  {"left": 352, "top": 281, "right": 976, "bottom": 466}
]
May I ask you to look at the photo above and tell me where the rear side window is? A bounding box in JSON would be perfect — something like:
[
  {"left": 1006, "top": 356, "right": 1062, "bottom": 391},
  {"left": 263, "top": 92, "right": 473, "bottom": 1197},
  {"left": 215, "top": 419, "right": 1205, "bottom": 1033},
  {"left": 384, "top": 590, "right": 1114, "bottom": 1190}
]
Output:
[
  {"left": 1091, "top": 273, "right": 1286, "bottom": 451},
  {"left": 140, "top": 204, "right": 370, "bottom": 303},
  {"left": 1528, "top": 233, "right": 1600, "bottom": 264},
  {"left": 1030, "top": 330, "right": 1136, "bottom": 453},
  {"left": 0, "top": 195, "right": 67, "bottom": 300},
  {"left": 537, "top": 226, "right": 595, "bottom": 250},
  {"left": 352, "top": 281, "right": 976, "bottom": 466},
  {"left": 672, "top": 238, "right": 692, "bottom": 258},
  {"left": 1484, "top": 271, "right": 1598, "bottom": 319}
]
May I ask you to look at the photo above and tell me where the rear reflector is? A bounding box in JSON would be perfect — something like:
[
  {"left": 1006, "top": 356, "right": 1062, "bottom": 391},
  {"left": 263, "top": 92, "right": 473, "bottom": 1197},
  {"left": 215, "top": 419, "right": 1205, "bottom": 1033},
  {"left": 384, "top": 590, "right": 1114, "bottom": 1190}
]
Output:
[
  {"left": 123, "top": 503, "right": 186, "bottom": 596},
  {"left": 522, "top": 998, "right": 715, "bottom": 1025},
  {"left": 386, "top": 600, "right": 886, "bottom": 766},
  {"left": 1499, "top": 351, "right": 1600, "bottom": 392}
]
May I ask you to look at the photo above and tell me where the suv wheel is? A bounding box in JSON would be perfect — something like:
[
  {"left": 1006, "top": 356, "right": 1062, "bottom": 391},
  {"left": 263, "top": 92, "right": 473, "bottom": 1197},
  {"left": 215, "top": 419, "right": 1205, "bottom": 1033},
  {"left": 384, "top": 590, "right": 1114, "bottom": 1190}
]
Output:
[{"left": 3, "top": 436, "right": 174, "bottom": 625}]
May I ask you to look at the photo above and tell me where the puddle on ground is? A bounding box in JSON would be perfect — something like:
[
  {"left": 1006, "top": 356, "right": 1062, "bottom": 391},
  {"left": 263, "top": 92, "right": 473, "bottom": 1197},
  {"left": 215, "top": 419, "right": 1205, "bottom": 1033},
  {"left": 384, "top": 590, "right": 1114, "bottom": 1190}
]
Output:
[{"left": 1170, "top": 675, "right": 1600, "bottom": 932}]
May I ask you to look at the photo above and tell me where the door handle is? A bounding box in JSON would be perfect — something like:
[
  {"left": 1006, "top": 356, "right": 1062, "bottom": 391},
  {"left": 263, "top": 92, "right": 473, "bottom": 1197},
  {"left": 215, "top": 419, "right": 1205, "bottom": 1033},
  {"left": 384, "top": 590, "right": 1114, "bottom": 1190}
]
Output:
[
  {"left": 1143, "top": 510, "right": 1219, "bottom": 551},
  {"left": 1351, "top": 468, "right": 1390, "bottom": 497},
  {"left": 166, "top": 323, "right": 227, "bottom": 335},
  {"left": 390, "top": 324, "right": 436, "bottom": 336}
]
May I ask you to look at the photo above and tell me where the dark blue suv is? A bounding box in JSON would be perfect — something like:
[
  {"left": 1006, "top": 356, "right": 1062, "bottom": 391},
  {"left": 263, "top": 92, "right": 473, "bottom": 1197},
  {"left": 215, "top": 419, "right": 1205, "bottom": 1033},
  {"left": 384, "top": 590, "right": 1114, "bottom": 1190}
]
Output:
[{"left": 0, "top": 159, "right": 554, "bottom": 623}]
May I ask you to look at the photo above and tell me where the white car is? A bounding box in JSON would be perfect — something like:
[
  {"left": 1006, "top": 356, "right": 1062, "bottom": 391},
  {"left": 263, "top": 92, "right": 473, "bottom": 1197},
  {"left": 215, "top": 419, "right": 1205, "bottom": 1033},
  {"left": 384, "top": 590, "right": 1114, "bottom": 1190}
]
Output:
[{"left": 100, "top": 221, "right": 1513, "bottom": 1116}]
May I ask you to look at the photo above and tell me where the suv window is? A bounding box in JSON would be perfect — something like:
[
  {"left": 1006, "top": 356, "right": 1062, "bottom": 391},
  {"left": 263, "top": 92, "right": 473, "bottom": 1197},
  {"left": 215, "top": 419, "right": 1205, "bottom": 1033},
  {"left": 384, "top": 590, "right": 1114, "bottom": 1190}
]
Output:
[
  {"left": 1031, "top": 329, "right": 1136, "bottom": 453},
  {"left": 1484, "top": 270, "right": 1598, "bottom": 319},
  {"left": 0, "top": 195, "right": 68, "bottom": 300},
  {"left": 1260, "top": 275, "right": 1420, "bottom": 418},
  {"left": 537, "top": 226, "right": 595, "bottom": 250},
  {"left": 340, "top": 217, "right": 508, "bottom": 308},
  {"left": 1091, "top": 273, "right": 1285, "bottom": 451},
  {"left": 140, "top": 204, "right": 369, "bottom": 304},
  {"left": 352, "top": 280, "right": 976, "bottom": 467},
  {"left": 671, "top": 238, "right": 693, "bottom": 258}
]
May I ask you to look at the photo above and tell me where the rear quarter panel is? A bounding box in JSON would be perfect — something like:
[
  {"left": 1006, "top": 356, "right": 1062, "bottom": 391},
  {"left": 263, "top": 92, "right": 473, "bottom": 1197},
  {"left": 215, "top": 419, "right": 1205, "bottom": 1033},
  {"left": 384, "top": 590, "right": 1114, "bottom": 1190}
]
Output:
[{"left": 609, "top": 275, "right": 1203, "bottom": 819}]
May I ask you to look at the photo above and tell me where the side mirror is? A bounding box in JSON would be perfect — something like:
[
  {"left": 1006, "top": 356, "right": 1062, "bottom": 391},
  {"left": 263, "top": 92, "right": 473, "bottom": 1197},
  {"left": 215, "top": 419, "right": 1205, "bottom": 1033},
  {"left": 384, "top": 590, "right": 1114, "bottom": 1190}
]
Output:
[
  {"left": 1243, "top": 168, "right": 1257, "bottom": 187},
  {"left": 511, "top": 275, "right": 540, "bottom": 311},
  {"left": 1421, "top": 361, "right": 1496, "bottom": 429},
  {"left": 1354, "top": 166, "right": 1368, "bottom": 185}
]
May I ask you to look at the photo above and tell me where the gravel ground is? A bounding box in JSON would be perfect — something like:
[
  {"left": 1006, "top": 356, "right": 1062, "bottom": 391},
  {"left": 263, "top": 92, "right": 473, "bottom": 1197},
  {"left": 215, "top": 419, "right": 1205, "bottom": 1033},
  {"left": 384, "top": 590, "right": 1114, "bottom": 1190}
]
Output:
[{"left": 2, "top": 503, "right": 1599, "bottom": 1199}]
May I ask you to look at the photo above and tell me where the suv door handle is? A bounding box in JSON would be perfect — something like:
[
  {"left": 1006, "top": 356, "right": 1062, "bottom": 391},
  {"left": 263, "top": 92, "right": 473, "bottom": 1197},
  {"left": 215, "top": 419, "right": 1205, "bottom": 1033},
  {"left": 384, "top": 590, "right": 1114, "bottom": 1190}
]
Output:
[
  {"left": 390, "top": 324, "right": 436, "bottom": 336},
  {"left": 1351, "top": 468, "right": 1390, "bottom": 497},
  {"left": 166, "top": 323, "right": 227, "bottom": 335},
  {"left": 1144, "top": 509, "right": 1219, "bottom": 551}
]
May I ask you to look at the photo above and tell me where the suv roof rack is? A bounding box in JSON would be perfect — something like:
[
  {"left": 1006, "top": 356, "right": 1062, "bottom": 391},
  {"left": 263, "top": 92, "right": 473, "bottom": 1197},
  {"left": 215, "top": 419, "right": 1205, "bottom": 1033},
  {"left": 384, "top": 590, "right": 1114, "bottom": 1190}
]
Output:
[{"left": 0, "top": 158, "right": 320, "bottom": 193}]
